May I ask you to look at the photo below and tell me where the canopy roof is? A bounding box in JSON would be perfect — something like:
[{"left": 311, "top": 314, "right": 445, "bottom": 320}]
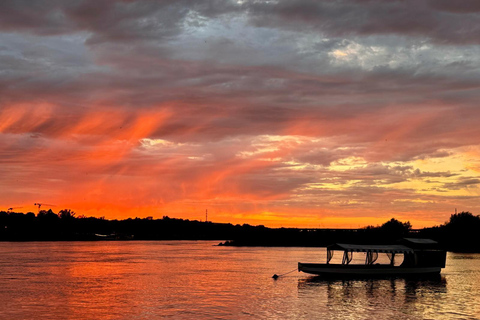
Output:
[
  {"left": 401, "top": 238, "right": 437, "bottom": 244},
  {"left": 328, "top": 243, "right": 414, "bottom": 253}
]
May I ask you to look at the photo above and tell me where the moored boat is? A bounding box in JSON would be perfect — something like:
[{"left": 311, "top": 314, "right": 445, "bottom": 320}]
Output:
[{"left": 298, "top": 238, "right": 446, "bottom": 276}]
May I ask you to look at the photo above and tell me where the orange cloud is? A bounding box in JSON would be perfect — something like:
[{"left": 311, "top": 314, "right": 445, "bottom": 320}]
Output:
[{"left": 2, "top": 1, "right": 480, "bottom": 229}]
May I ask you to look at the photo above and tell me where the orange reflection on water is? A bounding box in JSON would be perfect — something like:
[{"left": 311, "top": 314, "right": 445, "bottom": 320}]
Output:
[{"left": 2, "top": 242, "right": 480, "bottom": 319}]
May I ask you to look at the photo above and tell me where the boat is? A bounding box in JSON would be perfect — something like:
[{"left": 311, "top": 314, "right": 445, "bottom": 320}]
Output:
[{"left": 298, "top": 238, "right": 447, "bottom": 276}]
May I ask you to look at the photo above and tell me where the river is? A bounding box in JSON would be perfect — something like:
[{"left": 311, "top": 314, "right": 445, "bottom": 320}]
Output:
[{"left": 0, "top": 241, "right": 478, "bottom": 319}]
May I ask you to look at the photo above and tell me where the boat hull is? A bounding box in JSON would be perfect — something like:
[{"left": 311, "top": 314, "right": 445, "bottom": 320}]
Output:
[{"left": 298, "top": 262, "right": 441, "bottom": 276}]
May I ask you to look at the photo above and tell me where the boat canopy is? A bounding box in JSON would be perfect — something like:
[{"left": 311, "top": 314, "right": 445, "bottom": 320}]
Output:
[
  {"left": 402, "top": 238, "right": 437, "bottom": 245},
  {"left": 327, "top": 243, "right": 414, "bottom": 254},
  {"left": 326, "top": 243, "right": 414, "bottom": 265}
]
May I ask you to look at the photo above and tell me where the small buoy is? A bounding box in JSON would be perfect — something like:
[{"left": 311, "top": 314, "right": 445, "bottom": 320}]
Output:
[{"left": 272, "top": 268, "right": 296, "bottom": 279}]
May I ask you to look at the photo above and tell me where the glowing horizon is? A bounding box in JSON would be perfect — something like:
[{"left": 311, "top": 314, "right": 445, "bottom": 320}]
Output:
[{"left": 1, "top": 1, "right": 480, "bottom": 228}]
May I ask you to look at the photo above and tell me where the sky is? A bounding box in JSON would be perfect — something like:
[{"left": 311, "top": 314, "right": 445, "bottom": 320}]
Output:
[{"left": 1, "top": 0, "right": 480, "bottom": 228}]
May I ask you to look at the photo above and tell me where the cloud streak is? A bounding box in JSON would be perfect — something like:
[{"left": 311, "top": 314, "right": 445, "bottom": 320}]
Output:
[{"left": 1, "top": 0, "right": 480, "bottom": 227}]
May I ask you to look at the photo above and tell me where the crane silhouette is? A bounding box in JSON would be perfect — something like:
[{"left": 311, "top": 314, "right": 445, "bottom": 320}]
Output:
[
  {"left": 34, "top": 203, "right": 56, "bottom": 212},
  {"left": 7, "top": 207, "right": 23, "bottom": 212}
]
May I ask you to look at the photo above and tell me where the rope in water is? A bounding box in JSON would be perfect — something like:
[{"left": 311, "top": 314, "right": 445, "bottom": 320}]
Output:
[{"left": 272, "top": 268, "right": 297, "bottom": 279}]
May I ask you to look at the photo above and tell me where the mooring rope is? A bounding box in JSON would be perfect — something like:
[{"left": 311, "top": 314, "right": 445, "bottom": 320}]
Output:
[{"left": 272, "top": 268, "right": 297, "bottom": 279}]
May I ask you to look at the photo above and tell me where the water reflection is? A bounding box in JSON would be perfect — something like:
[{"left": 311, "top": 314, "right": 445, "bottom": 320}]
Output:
[
  {"left": 298, "top": 276, "right": 447, "bottom": 319},
  {"left": 0, "top": 242, "right": 478, "bottom": 319}
]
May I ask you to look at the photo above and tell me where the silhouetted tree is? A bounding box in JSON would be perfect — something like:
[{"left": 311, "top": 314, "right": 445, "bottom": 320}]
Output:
[
  {"left": 37, "top": 209, "right": 59, "bottom": 222},
  {"left": 442, "top": 211, "right": 480, "bottom": 251},
  {"left": 446, "top": 211, "right": 480, "bottom": 229},
  {"left": 380, "top": 218, "right": 412, "bottom": 237},
  {"left": 25, "top": 212, "right": 35, "bottom": 220},
  {"left": 58, "top": 209, "right": 75, "bottom": 220}
]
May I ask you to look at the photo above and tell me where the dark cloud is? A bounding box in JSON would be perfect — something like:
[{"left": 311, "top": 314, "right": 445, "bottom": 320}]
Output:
[
  {"left": 1, "top": 1, "right": 480, "bottom": 45},
  {"left": 0, "top": 0, "right": 242, "bottom": 44},
  {"left": 428, "top": 0, "right": 480, "bottom": 13},
  {"left": 411, "top": 169, "right": 457, "bottom": 178},
  {"left": 442, "top": 178, "right": 480, "bottom": 190},
  {"left": 246, "top": 0, "right": 480, "bottom": 45},
  {"left": 1, "top": 0, "right": 480, "bottom": 226}
]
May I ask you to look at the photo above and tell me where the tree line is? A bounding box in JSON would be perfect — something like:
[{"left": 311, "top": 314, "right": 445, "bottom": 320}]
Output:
[
  {"left": 0, "top": 209, "right": 479, "bottom": 252},
  {"left": 0, "top": 209, "right": 246, "bottom": 241}
]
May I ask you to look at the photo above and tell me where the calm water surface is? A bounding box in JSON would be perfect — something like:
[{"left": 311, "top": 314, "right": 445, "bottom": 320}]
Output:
[{"left": 0, "top": 241, "right": 479, "bottom": 319}]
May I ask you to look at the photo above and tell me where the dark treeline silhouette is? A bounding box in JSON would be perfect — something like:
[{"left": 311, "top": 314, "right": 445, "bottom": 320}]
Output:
[
  {"left": 418, "top": 211, "right": 480, "bottom": 252},
  {"left": 222, "top": 217, "right": 414, "bottom": 248},
  {"left": 0, "top": 209, "right": 479, "bottom": 252},
  {"left": 225, "top": 213, "right": 480, "bottom": 252},
  {"left": 0, "top": 209, "right": 252, "bottom": 241}
]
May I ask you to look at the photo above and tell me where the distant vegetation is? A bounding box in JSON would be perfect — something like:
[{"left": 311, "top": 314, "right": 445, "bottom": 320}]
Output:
[
  {"left": 0, "top": 209, "right": 479, "bottom": 252},
  {"left": 0, "top": 209, "right": 244, "bottom": 241}
]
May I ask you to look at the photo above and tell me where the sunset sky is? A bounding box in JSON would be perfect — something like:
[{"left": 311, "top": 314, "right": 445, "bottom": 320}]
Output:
[{"left": 1, "top": 1, "right": 480, "bottom": 228}]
